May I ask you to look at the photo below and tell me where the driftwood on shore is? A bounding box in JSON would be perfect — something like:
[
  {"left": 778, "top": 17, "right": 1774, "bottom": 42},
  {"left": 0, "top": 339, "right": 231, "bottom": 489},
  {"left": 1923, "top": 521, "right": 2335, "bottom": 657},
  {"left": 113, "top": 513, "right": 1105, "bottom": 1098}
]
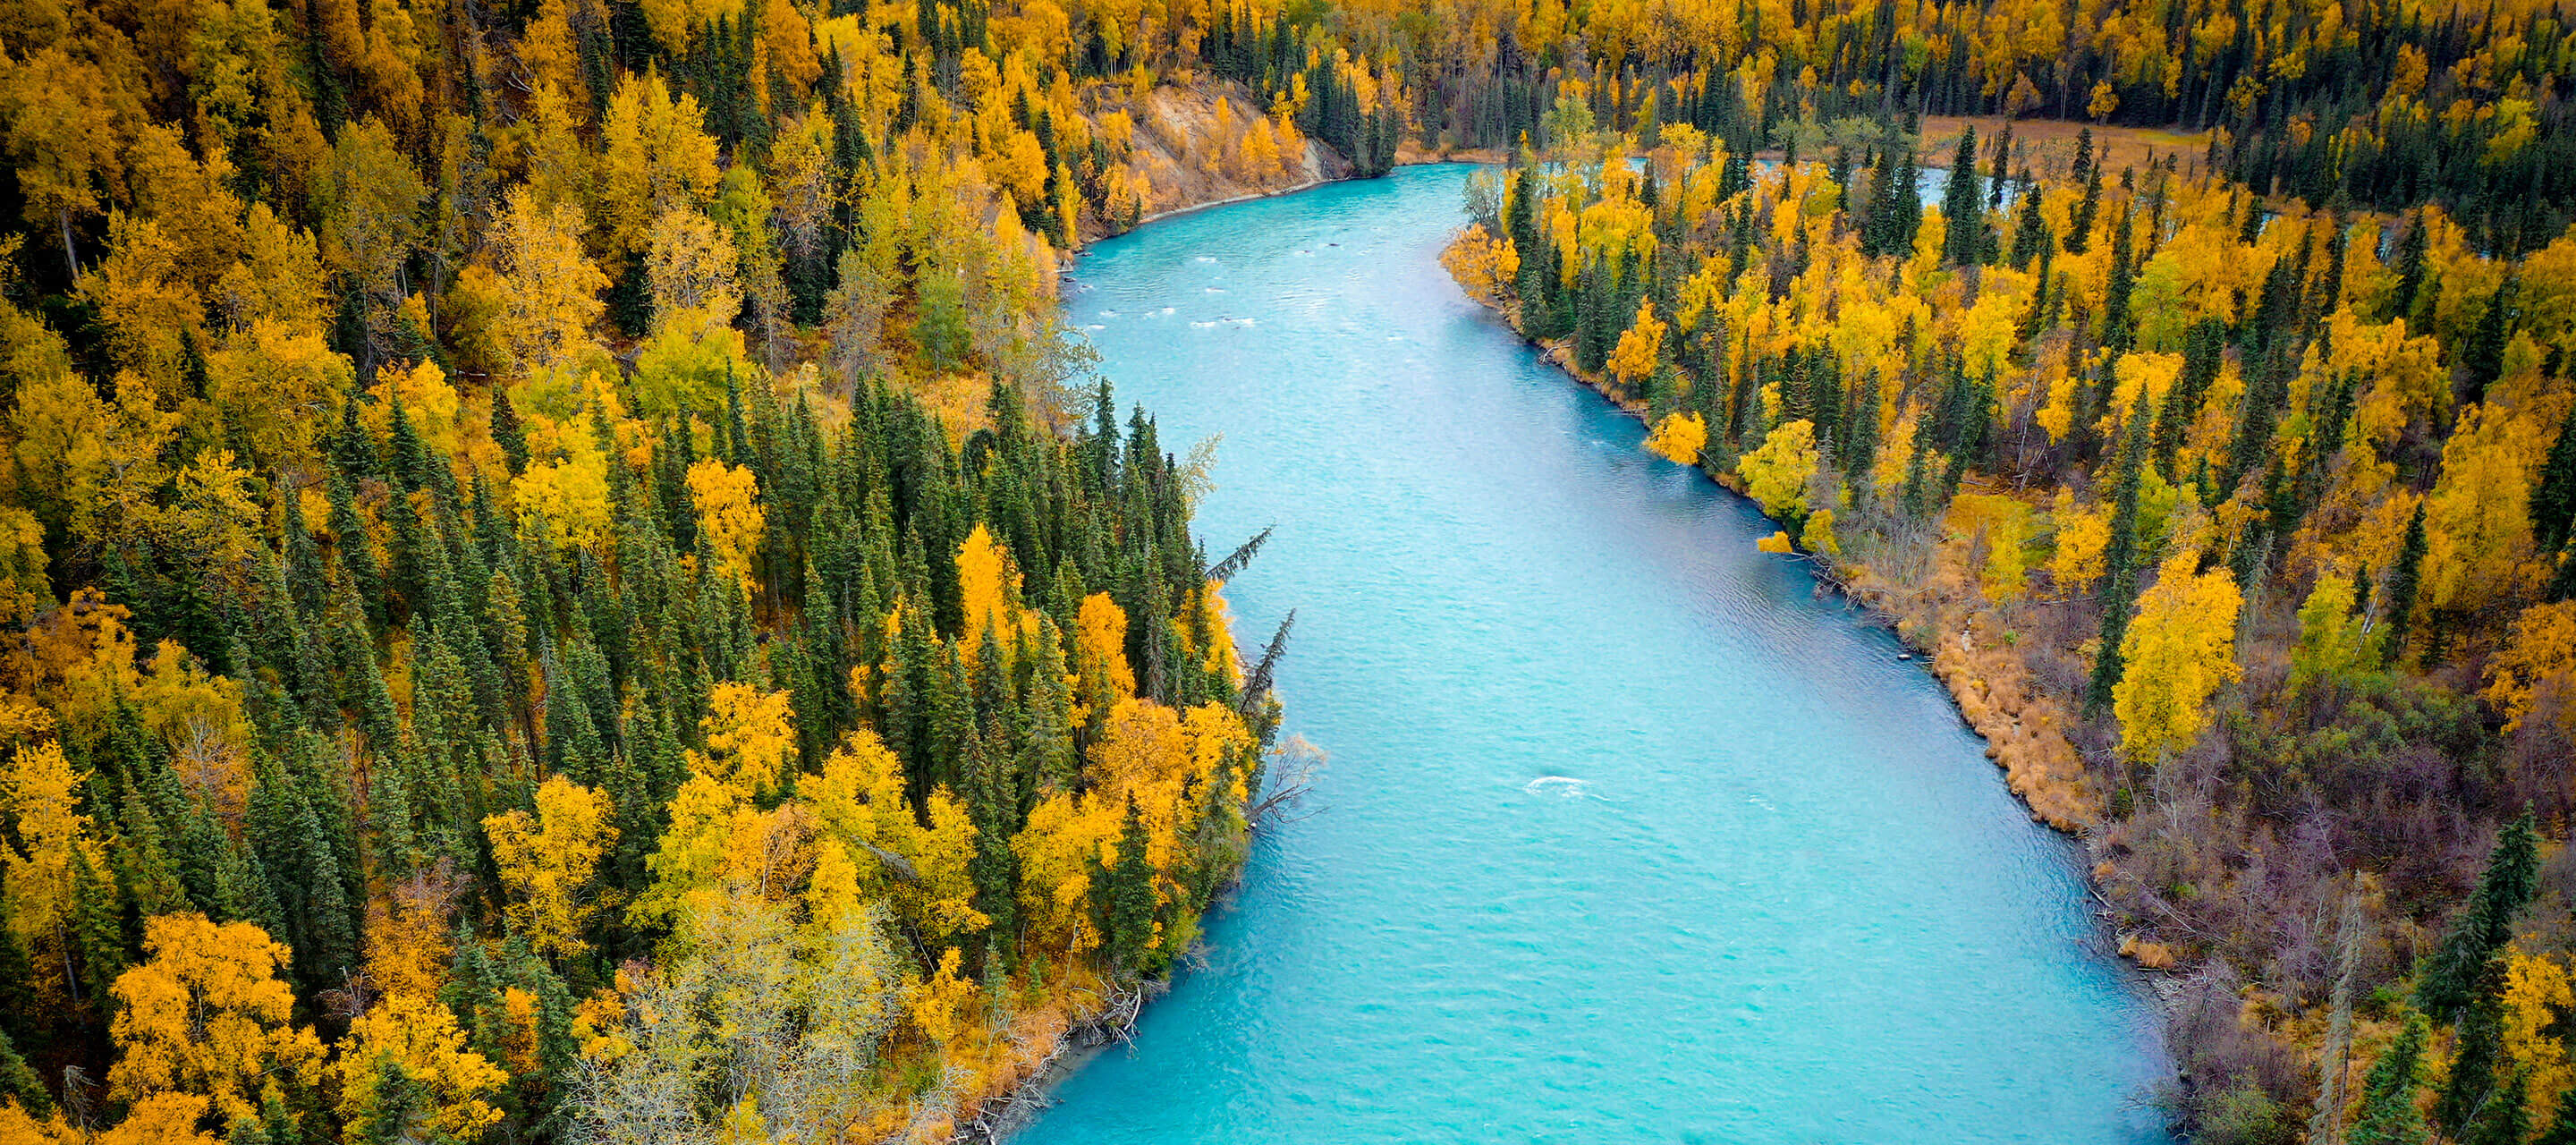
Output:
[{"left": 948, "top": 983, "right": 1155, "bottom": 1144}]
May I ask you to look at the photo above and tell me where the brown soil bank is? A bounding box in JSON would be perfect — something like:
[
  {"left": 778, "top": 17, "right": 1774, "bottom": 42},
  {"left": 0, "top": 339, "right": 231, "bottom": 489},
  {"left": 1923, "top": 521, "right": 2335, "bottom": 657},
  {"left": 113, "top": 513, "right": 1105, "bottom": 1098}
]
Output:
[{"left": 1079, "top": 80, "right": 1353, "bottom": 242}]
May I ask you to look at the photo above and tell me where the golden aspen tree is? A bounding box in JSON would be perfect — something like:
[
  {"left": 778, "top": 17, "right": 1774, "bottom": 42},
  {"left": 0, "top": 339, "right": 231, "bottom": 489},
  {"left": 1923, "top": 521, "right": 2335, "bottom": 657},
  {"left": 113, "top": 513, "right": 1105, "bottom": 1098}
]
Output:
[
  {"left": 805, "top": 730, "right": 987, "bottom": 941},
  {"left": 691, "top": 683, "right": 794, "bottom": 801},
  {"left": 596, "top": 72, "right": 723, "bottom": 265},
  {"left": 2504, "top": 948, "right": 2576, "bottom": 1126},
  {"left": 13, "top": 589, "right": 143, "bottom": 738},
  {"left": 2, "top": 740, "right": 100, "bottom": 997},
  {"left": 484, "top": 776, "right": 617, "bottom": 959},
  {"left": 490, "top": 187, "right": 608, "bottom": 375},
  {"left": 320, "top": 117, "right": 428, "bottom": 349},
  {"left": 956, "top": 523, "right": 1026, "bottom": 659},
  {"left": 686, "top": 459, "right": 766, "bottom": 588},
  {"left": 1437, "top": 224, "right": 1520, "bottom": 301},
  {"left": 1089, "top": 698, "right": 1187, "bottom": 793},
  {"left": 0, "top": 1092, "right": 221, "bottom": 1145},
  {"left": 1073, "top": 591, "right": 1137, "bottom": 721},
  {"left": 1737, "top": 419, "right": 1819, "bottom": 519},
  {"left": 2421, "top": 403, "right": 2544, "bottom": 613},
  {"left": 366, "top": 358, "right": 461, "bottom": 459},
  {"left": 987, "top": 130, "right": 1050, "bottom": 207},
  {"left": 631, "top": 771, "right": 752, "bottom": 927},
  {"left": 1181, "top": 702, "right": 1254, "bottom": 796},
  {"left": 206, "top": 326, "right": 345, "bottom": 469},
  {"left": 1801, "top": 508, "right": 1843, "bottom": 557},
  {"left": 1643, "top": 411, "right": 1707, "bottom": 465},
  {"left": 335, "top": 993, "right": 509, "bottom": 1143},
  {"left": 513, "top": 431, "right": 615, "bottom": 549},
  {"left": 516, "top": 0, "right": 588, "bottom": 100},
  {"left": 756, "top": 0, "right": 821, "bottom": 97},
  {"left": 1951, "top": 494, "right": 2034, "bottom": 602},
  {"left": 0, "top": 48, "right": 123, "bottom": 276},
  {"left": 643, "top": 204, "right": 742, "bottom": 327},
  {"left": 2485, "top": 600, "right": 2576, "bottom": 734},
  {"left": 902, "top": 947, "right": 979, "bottom": 1048},
  {"left": 0, "top": 506, "right": 49, "bottom": 627},
  {"left": 1241, "top": 116, "right": 1283, "bottom": 179},
  {"left": 107, "top": 914, "right": 325, "bottom": 1122},
  {"left": 2289, "top": 573, "right": 2367, "bottom": 691},
  {"left": 13, "top": 362, "right": 179, "bottom": 551},
  {"left": 364, "top": 873, "right": 456, "bottom": 1003},
  {"left": 2114, "top": 553, "right": 2243, "bottom": 760},
  {"left": 2048, "top": 491, "right": 2112, "bottom": 597},
  {"left": 1012, "top": 792, "right": 1122, "bottom": 954},
  {"left": 1606, "top": 299, "right": 1667, "bottom": 387}
]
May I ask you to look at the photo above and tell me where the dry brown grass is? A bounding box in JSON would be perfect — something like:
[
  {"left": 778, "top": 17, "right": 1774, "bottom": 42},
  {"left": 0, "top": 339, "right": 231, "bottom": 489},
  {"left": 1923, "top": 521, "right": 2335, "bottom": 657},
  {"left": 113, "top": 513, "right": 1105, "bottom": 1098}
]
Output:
[
  {"left": 1848, "top": 514, "right": 2106, "bottom": 832},
  {"left": 2118, "top": 934, "right": 2180, "bottom": 970},
  {"left": 1396, "top": 142, "right": 1511, "bottom": 165},
  {"left": 1919, "top": 115, "right": 2215, "bottom": 182}
]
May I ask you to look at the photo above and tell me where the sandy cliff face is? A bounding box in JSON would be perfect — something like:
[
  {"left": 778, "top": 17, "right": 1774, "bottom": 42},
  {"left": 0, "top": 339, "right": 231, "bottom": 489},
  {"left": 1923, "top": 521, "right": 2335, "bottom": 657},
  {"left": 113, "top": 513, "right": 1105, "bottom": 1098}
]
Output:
[{"left": 1081, "top": 81, "right": 1353, "bottom": 240}]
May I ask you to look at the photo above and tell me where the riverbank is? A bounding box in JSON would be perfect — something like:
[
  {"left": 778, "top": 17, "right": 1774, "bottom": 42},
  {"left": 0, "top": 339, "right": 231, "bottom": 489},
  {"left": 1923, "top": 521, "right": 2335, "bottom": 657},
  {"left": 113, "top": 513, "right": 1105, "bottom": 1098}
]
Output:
[{"left": 1436, "top": 230, "right": 2109, "bottom": 841}]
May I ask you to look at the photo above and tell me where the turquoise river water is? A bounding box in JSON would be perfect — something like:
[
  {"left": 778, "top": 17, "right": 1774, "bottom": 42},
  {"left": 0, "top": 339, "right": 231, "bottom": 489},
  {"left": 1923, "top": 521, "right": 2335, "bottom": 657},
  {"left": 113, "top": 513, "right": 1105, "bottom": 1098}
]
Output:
[{"left": 1025, "top": 165, "right": 2169, "bottom": 1143}]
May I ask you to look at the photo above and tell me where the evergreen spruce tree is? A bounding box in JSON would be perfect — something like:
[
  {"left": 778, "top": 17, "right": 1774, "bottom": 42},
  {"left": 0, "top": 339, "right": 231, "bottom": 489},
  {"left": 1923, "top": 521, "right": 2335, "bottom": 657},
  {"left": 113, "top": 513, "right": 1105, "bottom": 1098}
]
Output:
[
  {"left": 1987, "top": 124, "right": 2013, "bottom": 207},
  {"left": 67, "top": 848, "right": 125, "bottom": 1007},
  {"left": 1104, "top": 794, "right": 1157, "bottom": 979},
  {"left": 2382, "top": 503, "right": 2429, "bottom": 666},
  {"left": 110, "top": 788, "right": 192, "bottom": 926},
  {"left": 1861, "top": 144, "right": 1903, "bottom": 258},
  {"left": 1898, "top": 411, "right": 1935, "bottom": 518},
  {"left": 2462, "top": 1067, "right": 2529, "bottom": 1145},
  {"left": 2391, "top": 209, "right": 2431, "bottom": 321},
  {"left": 1892, "top": 133, "right": 1923, "bottom": 255},
  {"left": 2534, "top": 403, "right": 2576, "bottom": 555},
  {"left": 2066, "top": 130, "right": 2103, "bottom": 254},
  {"left": 2218, "top": 344, "right": 2291, "bottom": 499},
  {"left": 2347, "top": 1016, "right": 2431, "bottom": 1145},
  {"left": 2009, "top": 179, "right": 2046, "bottom": 268},
  {"left": 2437, "top": 958, "right": 2512, "bottom": 1137},
  {"left": 327, "top": 473, "right": 386, "bottom": 626},
  {"left": 213, "top": 828, "right": 284, "bottom": 932},
  {"left": 2462, "top": 275, "right": 2518, "bottom": 403},
  {"left": 2101, "top": 206, "right": 2140, "bottom": 351},
  {"left": 1941, "top": 125, "right": 1983, "bottom": 266},
  {"left": 0, "top": 901, "right": 38, "bottom": 1059},
  {"left": 2419, "top": 814, "right": 2541, "bottom": 1017},
  {"left": 491, "top": 385, "right": 530, "bottom": 476},
  {"left": 884, "top": 600, "right": 939, "bottom": 801},
  {"left": 2153, "top": 318, "right": 2229, "bottom": 470},
  {"left": 0, "top": 1029, "right": 47, "bottom": 1117},
  {"left": 2086, "top": 399, "right": 2154, "bottom": 715}
]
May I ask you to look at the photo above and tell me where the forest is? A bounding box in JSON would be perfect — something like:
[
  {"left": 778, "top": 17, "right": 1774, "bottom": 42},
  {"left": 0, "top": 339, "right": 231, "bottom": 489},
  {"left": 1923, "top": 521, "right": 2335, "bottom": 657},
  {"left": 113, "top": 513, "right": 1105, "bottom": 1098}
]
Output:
[
  {"left": 3, "top": 0, "right": 2572, "bottom": 1137},
  {"left": 0, "top": 0, "right": 1327, "bottom": 1137},
  {"left": 1448, "top": 76, "right": 2576, "bottom": 1145},
  {"left": 1416, "top": 5, "right": 2576, "bottom": 1141}
]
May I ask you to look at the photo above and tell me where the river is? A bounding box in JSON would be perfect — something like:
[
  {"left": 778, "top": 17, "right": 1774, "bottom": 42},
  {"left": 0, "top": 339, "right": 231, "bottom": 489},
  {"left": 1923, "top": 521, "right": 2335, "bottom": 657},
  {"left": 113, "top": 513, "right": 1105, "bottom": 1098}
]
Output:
[{"left": 1026, "top": 165, "right": 2168, "bottom": 1143}]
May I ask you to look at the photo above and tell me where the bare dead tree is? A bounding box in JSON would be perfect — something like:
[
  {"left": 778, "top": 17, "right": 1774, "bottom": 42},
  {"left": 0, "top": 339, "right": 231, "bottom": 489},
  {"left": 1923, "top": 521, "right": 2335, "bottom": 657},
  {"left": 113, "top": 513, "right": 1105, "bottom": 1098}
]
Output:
[
  {"left": 59, "top": 1066, "right": 92, "bottom": 1133},
  {"left": 1206, "top": 525, "right": 1275, "bottom": 583},
  {"left": 2308, "top": 884, "right": 2365, "bottom": 1145},
  {"left": 1250, "top": 734, "right": 1326, "bottom": 829},
  {"left": 1235, "top": 610, "right": 1295, "bottom": 722}
]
